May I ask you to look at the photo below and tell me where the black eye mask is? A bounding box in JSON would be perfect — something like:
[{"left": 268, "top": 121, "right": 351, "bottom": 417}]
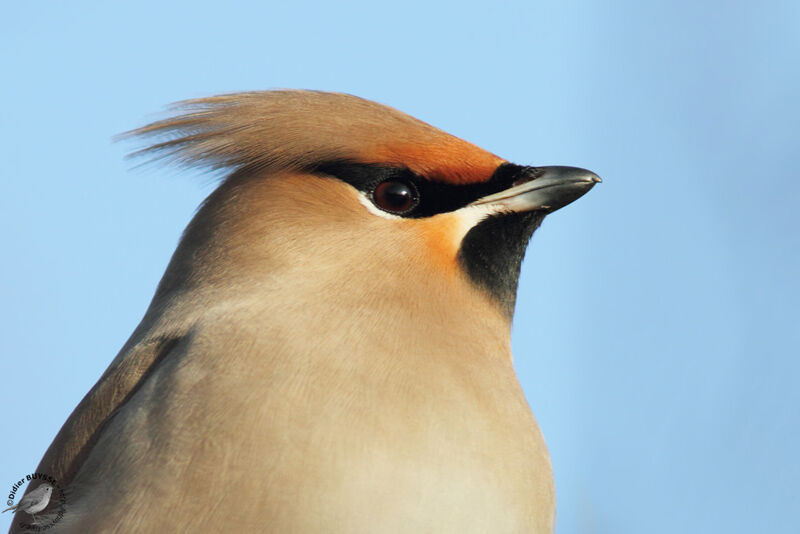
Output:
[{"left": 312, "top": 161, "right": 536, "bottom": 218}]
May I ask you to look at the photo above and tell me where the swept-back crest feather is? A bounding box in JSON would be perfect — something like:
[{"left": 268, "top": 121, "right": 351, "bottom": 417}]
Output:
[{"left": 123, "top": 90, "right": 504, "bottom": 183}]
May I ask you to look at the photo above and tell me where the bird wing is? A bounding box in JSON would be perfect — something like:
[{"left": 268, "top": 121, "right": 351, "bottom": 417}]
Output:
[
  {"left": 15, "top": 492, "right": 36, "bottom": 510},
  {"left": 33, "top": 334, "right": 185, "bottom": 486}
]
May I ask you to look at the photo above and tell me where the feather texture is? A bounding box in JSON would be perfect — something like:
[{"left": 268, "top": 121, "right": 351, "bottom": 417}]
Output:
[{"left": 122, "top": 90, "right": 504, "bottom": 184}]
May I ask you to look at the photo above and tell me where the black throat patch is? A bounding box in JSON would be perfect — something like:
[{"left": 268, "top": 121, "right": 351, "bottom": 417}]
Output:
[{"left": 457, "top": 211, "right": 544, "bottom": 319}]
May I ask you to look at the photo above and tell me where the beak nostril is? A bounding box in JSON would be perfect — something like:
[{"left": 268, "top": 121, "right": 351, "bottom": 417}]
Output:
[{"left": 511, "top": 167, "right": 546, "bottom": 187}]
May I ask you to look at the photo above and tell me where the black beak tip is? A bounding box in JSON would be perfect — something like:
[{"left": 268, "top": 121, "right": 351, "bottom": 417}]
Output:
[
  {"left": 546, "top": 165, "right": 602, "bottom": 184},
  {"left": 531, "top": 165, "right": 602, "bottom": 213}
]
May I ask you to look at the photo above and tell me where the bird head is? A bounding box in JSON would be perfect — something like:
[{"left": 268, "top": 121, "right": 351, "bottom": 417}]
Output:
[{"left": 127, "top": 91, "right": 599, "bottom": 331}]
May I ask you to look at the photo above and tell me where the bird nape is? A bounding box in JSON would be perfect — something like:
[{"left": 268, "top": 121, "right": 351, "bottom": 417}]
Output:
[{"left": 19, "top": 91, "right": 599, "bottom": 534}]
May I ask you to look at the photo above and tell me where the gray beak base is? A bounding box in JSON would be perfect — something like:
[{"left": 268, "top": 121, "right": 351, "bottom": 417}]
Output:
[{"left": 472, "top": 166, "right": 601, "bottom": 214}]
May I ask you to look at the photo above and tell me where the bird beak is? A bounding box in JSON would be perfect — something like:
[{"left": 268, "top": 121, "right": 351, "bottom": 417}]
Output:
[{"left": 470, "top": 166, "right": 601, "bottom": 213}]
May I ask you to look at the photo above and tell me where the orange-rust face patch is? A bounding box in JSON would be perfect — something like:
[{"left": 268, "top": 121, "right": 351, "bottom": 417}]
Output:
[
  {"left": 409, "top": 213, "right": 468, "bottom": 276},
  {"left": 374, "top": 141, "right": 505, "bottom": 185}
]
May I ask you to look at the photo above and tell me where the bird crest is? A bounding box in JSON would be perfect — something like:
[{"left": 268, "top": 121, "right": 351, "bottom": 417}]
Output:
[{"left": 123, "top": 90, "right": 504, "bottom": 184}]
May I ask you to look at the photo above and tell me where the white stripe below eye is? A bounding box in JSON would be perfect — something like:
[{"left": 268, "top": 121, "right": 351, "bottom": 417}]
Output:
[
  {"left": 358, "top": 192, "right": 404, "bottom": 220},
  {"left": 359, "top": 189, "right": 508, "bottom": 252}
]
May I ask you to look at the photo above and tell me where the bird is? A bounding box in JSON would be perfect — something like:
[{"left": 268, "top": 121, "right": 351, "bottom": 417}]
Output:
[
  {"left": 3, "top": 483, "right": 53, "bottom": 523},
  {"left": 17, "top": 90, "right": 599, "bottom": 533}
]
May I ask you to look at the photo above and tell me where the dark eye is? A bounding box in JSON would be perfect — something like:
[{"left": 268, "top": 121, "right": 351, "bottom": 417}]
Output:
[{"left": 371, "top": 180, "right": 419, "bottom": 215}]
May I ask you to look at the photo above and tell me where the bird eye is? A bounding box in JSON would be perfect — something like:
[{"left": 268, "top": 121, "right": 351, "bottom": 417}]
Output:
[{"left": 371, "top": 180, "right": 419, "bottom": 215}]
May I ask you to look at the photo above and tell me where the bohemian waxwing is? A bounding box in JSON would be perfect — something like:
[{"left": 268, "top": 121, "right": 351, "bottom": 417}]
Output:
[{"left": 15, "top": 91, "right": 599, "bottom": 533}]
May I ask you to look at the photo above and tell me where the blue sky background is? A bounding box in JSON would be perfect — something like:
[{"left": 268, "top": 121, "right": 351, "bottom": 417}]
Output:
[{"left": 2, "top": 1, "right": 798, "bottom": 532}]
